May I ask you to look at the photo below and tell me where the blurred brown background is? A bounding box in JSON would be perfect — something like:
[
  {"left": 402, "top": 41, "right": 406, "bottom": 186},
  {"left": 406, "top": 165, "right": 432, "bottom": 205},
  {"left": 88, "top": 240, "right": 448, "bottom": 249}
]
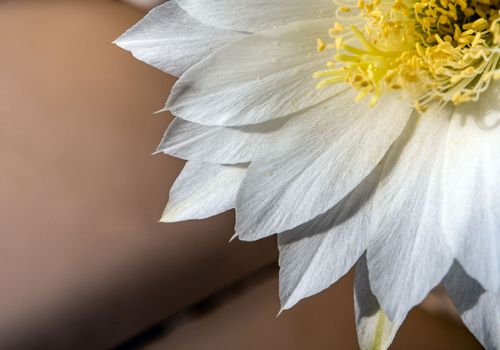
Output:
[{"left": 0, "top": 1, "right": 483, "bottom": 349}]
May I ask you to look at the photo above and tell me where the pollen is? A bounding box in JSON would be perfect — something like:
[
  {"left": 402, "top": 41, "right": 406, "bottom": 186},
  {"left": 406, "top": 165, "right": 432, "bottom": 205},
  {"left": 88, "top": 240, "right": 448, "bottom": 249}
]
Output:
[
  {"left": 316, "top": 38, "right": 327, "bottom": 52},
  {"left": 315, "top": 0, "right": 500, "bottom": 110}
]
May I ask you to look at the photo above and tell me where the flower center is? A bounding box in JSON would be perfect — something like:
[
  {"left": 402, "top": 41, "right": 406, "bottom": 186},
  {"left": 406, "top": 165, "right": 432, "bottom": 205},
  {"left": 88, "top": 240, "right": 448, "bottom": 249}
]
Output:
[{"left": 315, "top": 0, "right": 500, "bottom": 111}]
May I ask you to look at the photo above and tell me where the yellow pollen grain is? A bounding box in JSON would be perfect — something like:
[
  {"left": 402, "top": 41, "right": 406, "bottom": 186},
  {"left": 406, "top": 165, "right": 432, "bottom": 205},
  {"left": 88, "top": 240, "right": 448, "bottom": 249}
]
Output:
[
  {"left": 316, "top": 38, "right": 326, "bottom": 52},
  {"left": 329, "top": 22, "right": 345, "bottom": 36}
]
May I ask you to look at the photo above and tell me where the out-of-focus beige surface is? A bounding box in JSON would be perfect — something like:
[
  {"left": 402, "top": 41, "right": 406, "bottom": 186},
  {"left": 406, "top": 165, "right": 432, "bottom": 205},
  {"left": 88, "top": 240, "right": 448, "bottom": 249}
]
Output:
[
  {"left": 0, "top": 1, "right": 276, "bottom": 349},
  {"left": 142, "top": 271, "right": 482, "bottom": 350}
]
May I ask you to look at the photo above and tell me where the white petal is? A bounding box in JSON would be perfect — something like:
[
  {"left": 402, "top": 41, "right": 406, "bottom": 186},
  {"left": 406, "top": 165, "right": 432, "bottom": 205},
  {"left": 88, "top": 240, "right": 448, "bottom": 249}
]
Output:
[
  {"left": 157, "top": 117, "right": 289, "bottom": 164},
  {"left": 355, "top": 256, "right": 404, "bottom": 350},
  {"left": 161, "top": 161, "right": 246, "bottom": 222},
  {"left": 278, "top": 166, "right": 381, "bottom": 310},
  {"left": 236, "top": 94, "right": 411, "bottom": 240},
  {"left": 115, "top": 1, "right": 246, "bottom": 77},
  {"left": 444, "top": 262, "right": 500, "bottom": 349},
  {"left": 176, "top": 0, "right": 335, "bottom": 32},
  {"left": 367, "top": 108, "right": 455, "bottom": 320},
  {"left": 166, "top": 19, "right": 341, "bottom": 126},
  {"left": 441, "top": 83, "right": 500, "bottom": 292}
]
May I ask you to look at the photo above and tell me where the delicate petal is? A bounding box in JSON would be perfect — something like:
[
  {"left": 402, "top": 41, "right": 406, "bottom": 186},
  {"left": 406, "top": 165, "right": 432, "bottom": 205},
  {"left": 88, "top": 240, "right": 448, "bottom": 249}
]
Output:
[
  {"left": 176, "top": 0, "right": 335, "bottom": 32},
  {"left": 278, "top": 166, "right": 381, "bottom": 310},
  {"left": 355, "top": 256, "right": 404, "bottom": 350},
  {"left": 444, "top": 262, "right": 500, "bottom": 349},
  {"left": 237, "top": 94, "right": 411, "bottom": 240},
  {"left": 161, "top": 161, "right": 245, "bottom": 222},
  {"left": 157, "top": 117, "right": 289, "bottom": 164},
  {"left": 114, "top": 1, "right": 246, "bottom": 77},
  {"left": 166, "top": 19, "right": 341, "bottom": 126},
  {"left": 367, "top": 107, "right": 454, "bottom": 320},
  {"left": 441, "top": 82, "right": 500, "bottom": 292}
]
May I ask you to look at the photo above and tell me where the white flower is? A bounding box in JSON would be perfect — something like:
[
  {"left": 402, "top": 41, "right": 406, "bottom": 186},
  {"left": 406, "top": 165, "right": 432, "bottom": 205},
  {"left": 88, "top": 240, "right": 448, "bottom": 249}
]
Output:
[{"left": 115, "top": 1, "right": 500, "bottom": 348}]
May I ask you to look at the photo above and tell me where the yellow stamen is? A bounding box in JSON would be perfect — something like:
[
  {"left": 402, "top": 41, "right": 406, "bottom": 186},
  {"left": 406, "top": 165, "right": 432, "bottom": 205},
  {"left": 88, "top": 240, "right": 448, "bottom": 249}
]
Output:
[{"left": 314, "top": 0, "right": 500, "bottom": 109}]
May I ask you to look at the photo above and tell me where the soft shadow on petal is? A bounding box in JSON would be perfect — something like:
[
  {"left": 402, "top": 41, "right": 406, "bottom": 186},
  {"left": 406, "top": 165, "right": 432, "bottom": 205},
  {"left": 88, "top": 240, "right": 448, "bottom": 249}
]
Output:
[
  {"left": 278, "top": 164, "right": 382, "bottom": 310},
  {"left": 444, "top": 261, "right": 500, "bottom": 350},
  {"left": 441, "top": 81, "right": 500, "bottom": 293},
  {"left": 355, "top": 255, "right": 405, "bottom": 350},
  {"left": 157, "top": 116, "right": 290, "bottom": 164},
  {"left": 367, "top": 106, "right": 455, "bottom": 321},
  {"left": 236, "top": 95, "right": 411, "bottom": 240}
]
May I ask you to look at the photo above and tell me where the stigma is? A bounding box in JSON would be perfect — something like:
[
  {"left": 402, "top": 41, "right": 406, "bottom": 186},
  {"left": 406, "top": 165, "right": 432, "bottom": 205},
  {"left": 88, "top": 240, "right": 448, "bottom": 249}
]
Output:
[{"left": 315, "top": 0, "right": 500, "bottom": 111}]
